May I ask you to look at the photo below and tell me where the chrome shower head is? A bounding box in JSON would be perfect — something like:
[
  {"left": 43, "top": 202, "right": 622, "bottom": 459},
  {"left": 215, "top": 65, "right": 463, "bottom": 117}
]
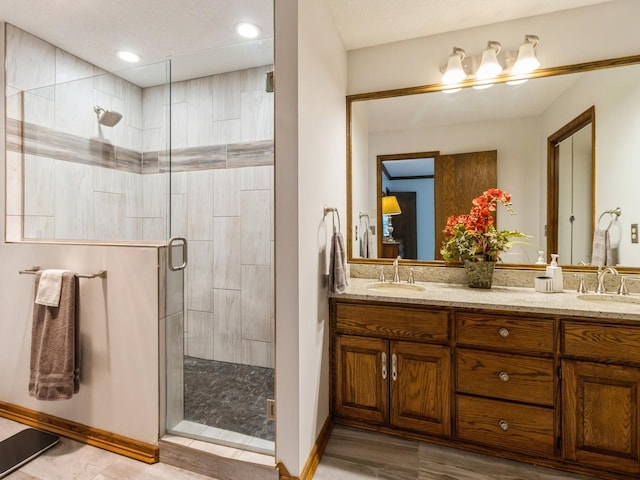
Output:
[{"left": 93, "top": 105, "right": 123, "bottom": 127}]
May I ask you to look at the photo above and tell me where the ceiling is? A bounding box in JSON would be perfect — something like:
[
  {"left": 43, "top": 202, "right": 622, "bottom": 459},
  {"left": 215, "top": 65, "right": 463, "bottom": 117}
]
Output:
[{"left": 0, "top": 0, "right": 611, "bottom": 86}]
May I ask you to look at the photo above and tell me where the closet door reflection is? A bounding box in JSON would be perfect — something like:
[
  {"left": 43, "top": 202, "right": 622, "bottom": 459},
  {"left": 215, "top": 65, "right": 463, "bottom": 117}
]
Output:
[{"left": 557, "top": 124, "right": 593, "bottom": 264}]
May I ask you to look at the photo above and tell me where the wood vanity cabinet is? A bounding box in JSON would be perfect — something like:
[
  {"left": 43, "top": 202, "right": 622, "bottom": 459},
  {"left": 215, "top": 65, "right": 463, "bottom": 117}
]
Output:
[
  {"left": 332, "top": 301, "right": 451, "bottom": 437},
  {"left": 330, "top": 297, "right": 640, "bottom": 479},
  {"left": 561, "top": 321, "right": 640, "bottom": 476}
]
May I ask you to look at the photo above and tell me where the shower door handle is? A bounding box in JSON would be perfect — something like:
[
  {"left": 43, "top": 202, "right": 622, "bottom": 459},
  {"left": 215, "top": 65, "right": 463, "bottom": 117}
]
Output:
[{"left": 168, "top": 237, "right": 188, "bottom": 271}]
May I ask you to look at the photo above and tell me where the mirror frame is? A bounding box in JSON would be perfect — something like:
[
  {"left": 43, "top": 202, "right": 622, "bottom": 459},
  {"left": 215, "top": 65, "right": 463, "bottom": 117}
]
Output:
[{"left": 346, "top": 54, "right": 640, "bottom": 273}]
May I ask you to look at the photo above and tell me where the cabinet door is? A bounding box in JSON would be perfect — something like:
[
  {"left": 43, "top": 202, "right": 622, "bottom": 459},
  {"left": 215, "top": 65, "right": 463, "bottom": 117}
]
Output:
[
  {"left": 391, "top": 341, "right": 451, "bottom": 436},
  {"left": 562, "top": 360, "right": 640, "bottom": 476},
  {"left": 335, "top": 335, "right": 389, "bottom": 424}
]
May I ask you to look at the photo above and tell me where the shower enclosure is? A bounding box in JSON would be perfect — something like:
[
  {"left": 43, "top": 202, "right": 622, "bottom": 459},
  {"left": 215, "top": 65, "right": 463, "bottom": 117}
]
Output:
[
  {"left": 6, "top": 21, "right": 274, "bottom": 455},
  {"left": 162, "top": 43, "right": 275, "bottom": 455}
]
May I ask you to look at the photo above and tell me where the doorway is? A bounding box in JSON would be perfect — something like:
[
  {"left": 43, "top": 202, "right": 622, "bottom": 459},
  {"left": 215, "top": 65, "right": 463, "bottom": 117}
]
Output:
[{"left": 547, "top": 107, "right": 595, "bottom": 264}]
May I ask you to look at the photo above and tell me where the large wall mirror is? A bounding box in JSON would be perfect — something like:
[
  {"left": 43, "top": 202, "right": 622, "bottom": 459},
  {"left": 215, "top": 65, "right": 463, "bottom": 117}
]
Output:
[{"left": 348, "top": 56, "right": 640, "bottom": 270}]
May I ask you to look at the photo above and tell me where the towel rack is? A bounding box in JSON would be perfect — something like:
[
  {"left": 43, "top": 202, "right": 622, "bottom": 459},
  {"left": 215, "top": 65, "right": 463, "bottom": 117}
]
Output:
[
  {"left": 597, "top": 207, "right": 621, "bottom": 230},
  {"left": 19, "top": 266, "right": 107, "bottom": 279},
  {"left": 359, "top": 212, "right": 370, "bottom": 221},
  {"left": 323, "top": 205, "right": 341, "bottom": 232}
]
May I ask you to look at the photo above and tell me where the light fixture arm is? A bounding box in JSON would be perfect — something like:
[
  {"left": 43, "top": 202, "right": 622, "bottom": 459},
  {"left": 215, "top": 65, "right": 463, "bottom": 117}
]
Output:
[
  {"left": 524, "top": 34, "right": 539, "bottom": 48},
  {"left": 486, "top": 41, "right": 502, "bottom": 55},
  {"left": 452, "top": 46, "right": 466, "bottom": 61}
]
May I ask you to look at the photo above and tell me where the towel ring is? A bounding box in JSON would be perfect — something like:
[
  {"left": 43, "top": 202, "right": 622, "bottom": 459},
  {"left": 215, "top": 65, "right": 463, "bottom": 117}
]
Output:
[
  {"left": 323, "top": 205, "right": 341, "bottom": 232},
  {"left": 597, "top": 207, "right": 621, "bottom": 231}
]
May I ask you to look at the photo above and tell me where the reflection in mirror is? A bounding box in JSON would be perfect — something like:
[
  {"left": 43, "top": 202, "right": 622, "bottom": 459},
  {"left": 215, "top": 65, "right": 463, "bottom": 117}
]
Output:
[
  {"left": 378, "top": 153, "right": 436, "bottom": 260},
  {"left": 348, "top": 58, "right": 640, "bottom": 269}
]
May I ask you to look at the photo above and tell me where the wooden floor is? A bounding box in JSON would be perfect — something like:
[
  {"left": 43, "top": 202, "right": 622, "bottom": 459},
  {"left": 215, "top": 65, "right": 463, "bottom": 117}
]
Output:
[
  {"left": 1, "top": 417, "right": 603, "bottom": 479},
  {"left": 314, "top": 426, "right": 603, "bottom": 480}
]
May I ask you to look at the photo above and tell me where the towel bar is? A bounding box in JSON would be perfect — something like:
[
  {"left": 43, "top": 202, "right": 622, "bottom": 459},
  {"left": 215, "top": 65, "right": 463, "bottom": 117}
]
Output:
[{"left": 19, "top": 266, "right": 107, "bottom": 279}]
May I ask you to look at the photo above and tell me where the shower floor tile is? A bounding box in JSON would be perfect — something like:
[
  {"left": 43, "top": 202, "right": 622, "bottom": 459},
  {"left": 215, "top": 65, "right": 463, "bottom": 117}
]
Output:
[{"left": 183, "top": 357, "right": 274, "bottom": 442}]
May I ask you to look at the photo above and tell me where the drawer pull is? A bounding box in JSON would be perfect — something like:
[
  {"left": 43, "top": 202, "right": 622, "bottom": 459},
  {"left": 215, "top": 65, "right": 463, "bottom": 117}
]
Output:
[
  {"left": 498, "top": 420, "right": 509, "bottom": 431},
  {"left": 498, "top": 371, "right": 510, "bottom": 382},
  {"left": 381, "top": 352, "right": 387, "bottom": 380},
  {"left": 498, "top": 327, "right": 510, "bottom": 338},
  {"left": 391, "top": 353, "right": 398, "bottom": 381}
]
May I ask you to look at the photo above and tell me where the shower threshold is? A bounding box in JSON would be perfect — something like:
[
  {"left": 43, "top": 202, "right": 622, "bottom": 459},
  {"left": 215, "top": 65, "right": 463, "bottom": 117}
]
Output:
[{"left": 168, "top": 419, "right": 274, "bottom": 456}]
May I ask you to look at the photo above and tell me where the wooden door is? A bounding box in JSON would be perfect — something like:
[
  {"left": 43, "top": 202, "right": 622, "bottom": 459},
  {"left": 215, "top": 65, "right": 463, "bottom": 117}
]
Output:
[
  {"left": 335, "top": 335, "right": 389, "bottom": 425},
  {"left": 390, "top": 341, "right": 451, "bottom": 436},
  {"left": 562, "top": 360, "right": 640, "bottom": 475},
  {"left": 434, "top": 151, "right": 497, "bottom": 260}
]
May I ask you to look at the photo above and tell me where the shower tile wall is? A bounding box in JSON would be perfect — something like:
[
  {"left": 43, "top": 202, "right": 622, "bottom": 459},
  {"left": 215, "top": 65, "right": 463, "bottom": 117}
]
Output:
[
  {"left": 143, "top": 65, "right": 275, "bottom": 368},
  {"left": 5, "top": 25, "right": 149, "bottom": 241},
  {"left": 5, "top": 24, "right": 275, "bottom": 368}
]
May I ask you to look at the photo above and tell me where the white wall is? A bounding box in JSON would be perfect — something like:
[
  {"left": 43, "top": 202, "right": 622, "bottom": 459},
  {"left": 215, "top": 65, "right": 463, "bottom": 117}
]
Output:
[
  {"left": 274, "top": 0, "right": 347, "bottom": 475},
  {"left": 347, "top": 0, "right": 640, "bottom": 94}
]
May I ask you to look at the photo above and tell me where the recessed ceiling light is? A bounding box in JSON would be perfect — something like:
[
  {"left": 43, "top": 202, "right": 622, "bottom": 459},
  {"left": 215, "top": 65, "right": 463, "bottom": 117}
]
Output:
[
  {"left": 116, "top": 50, "right": 141, "bottom": 63},
  {"left": 235, "top": 22, "right": 261, "bottom": 39}
]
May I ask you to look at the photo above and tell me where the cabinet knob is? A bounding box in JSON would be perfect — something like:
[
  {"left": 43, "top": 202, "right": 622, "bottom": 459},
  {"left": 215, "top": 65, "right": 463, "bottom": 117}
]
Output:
[
  {"left": 498, "top": 371, "right": 510, "bottom": 382},
  {"left": 499, "top": 327, "right": 510, "bottom": 338},
  {"left": 498, "top": 420, "right": 509, "bottom": 431}
]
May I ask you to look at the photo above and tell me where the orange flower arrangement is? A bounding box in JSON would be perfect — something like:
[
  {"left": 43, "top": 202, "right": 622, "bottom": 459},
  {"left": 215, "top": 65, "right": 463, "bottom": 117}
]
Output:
[{"left": 440, "top": 188, "right": 526, "bottom": 263}]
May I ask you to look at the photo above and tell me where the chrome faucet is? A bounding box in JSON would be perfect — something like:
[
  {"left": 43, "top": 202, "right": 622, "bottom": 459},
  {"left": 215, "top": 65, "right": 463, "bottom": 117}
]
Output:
[
  {"left": 392, "top": 256, "right": 401, "bottom": 283},
  {"left": 596, "top": 266, "right": 618, "bottom": 294}
]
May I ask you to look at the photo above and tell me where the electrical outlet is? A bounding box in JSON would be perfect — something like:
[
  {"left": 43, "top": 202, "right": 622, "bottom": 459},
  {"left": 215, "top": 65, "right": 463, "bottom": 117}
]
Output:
[{"left": 632, "top": 224, "right": 638, "bottom": 244}]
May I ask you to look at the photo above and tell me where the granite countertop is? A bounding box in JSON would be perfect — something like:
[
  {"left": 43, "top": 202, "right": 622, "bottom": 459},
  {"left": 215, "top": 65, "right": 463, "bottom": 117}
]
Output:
[{"left": 333, "top": 277, "right": 640, "bottom": 322}]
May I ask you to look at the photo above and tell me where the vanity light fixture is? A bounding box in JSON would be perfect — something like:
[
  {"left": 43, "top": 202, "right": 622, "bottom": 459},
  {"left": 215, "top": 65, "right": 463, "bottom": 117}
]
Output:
[
  {"left": 441, "top": 35, "right": 540, "bottom": 91},
  {"left": 116, "top": 50, "right": 140, "bottom": 63},
  {"left": 236, "top": 22, "right": 261, "bottom": 39}
]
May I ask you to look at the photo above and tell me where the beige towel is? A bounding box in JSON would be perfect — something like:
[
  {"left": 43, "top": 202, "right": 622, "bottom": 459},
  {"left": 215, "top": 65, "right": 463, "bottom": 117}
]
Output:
[
  {"left": 29, "top": 271, "right": 80, "bottom": 401},
  {"left": 35, "top": 269, "right": 68, "bottom": 307},
  {"left": 591, "top": 228, "right": 613, "bottom": 266},
  {"left": 329, "top": 231, "right": 348, "bottom": 293}
]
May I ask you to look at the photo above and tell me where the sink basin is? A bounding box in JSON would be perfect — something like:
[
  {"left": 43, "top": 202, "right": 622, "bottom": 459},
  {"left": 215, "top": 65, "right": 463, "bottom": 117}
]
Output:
[
  {"left": 367, "top": 282, "right": 425, "bottom": 293},
  {"left": 577, "top": 294, "right": 640, "bottom": 305}
]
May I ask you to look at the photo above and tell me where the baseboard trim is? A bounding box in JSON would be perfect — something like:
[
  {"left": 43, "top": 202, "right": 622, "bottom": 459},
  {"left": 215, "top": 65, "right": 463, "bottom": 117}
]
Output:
[
  {"left": 0, "top": 401, "right": 159, "bottom": 464},
  {"left": 277, "top": 416, "right": 333, "bottom": 480}
]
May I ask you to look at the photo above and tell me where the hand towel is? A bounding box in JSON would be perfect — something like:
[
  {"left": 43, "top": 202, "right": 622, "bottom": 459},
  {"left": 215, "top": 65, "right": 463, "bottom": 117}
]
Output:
[
  {"left": 591, "top": 228, "right": 613, "bottom": 266},
  {"left": 360, "top": 226, "right": 370, "bottom": 258},
  {"left": 329, "top": 230, "right": 348, "bottom": 293},
  {"left": 35, "top": 269, "right": 68, "bottom": 307},
  {"left": 30, "top": 271, "right": 80, "bottom": 401}
]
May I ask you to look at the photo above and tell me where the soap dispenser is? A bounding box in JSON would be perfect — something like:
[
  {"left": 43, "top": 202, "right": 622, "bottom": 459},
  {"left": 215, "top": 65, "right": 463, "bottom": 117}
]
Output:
[{"left": 545, "top": 254, "right": 564, "bottom": 292}]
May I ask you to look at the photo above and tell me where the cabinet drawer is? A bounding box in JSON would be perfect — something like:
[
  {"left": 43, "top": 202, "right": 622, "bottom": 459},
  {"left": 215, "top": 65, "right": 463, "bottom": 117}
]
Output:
[
  {"left": 563, "top": 321, "right": 640, "bottom": 364},
  {"left": 456, "top": 395, "right": 554, "bottom": 456},
  {"left": 456, "top": 349, "right": 554, "bottom": 406},
  {"left": 335, "top": 303, "right": 449, "bottom": 342},
  {"left": 456, "top": 312, "right": 554, "bottom": 354}
]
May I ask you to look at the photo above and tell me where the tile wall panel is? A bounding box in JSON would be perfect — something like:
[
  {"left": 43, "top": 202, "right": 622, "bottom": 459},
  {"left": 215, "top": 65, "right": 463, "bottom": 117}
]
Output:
[
  {"left": 240, "top": 265, "right": 272, "bottom": 343},
  {"left": 213, "top": 217, "right": 242, "bottom": 290},
  {"left": 213, "top": 289, "right": 243, "bottom": 363},
  {"left": 6, "top": 26, "right": 55, "bottom": 91},
  {"left": 187, "top": 310, "right": 215, "bottom": 359},
  {"left": 213, "top": 168, "right": 241, "bottom": 217},
  {"left": 187, "top": 240, "right": 215, "bottom": 312},
  {"left": 241, "top": 190, "right": 271, "bottom": 266}
]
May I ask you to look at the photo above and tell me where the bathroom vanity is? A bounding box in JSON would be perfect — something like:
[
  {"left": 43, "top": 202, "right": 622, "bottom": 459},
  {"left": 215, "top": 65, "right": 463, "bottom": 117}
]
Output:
[{"left": 330, "top": 279, "right": 640, "bottom": 480}]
